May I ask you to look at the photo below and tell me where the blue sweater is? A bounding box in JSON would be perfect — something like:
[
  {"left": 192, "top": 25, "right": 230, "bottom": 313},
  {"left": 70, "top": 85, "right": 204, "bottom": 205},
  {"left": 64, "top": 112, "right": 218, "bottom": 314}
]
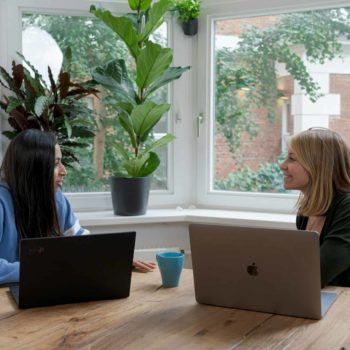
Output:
[{"left": 0, "top": 182, "right": 89, "bottom": 284}]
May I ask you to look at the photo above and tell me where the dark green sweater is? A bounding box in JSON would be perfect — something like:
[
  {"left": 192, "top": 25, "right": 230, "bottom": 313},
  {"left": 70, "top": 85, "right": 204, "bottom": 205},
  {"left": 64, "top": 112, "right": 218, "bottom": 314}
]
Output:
[{"left": 297, "top": 192, "right": 350, "bottom": 288}]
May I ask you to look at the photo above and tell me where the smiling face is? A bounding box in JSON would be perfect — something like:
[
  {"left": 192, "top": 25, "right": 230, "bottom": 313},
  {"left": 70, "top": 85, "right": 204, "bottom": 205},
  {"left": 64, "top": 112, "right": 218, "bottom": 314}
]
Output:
[
  {"left": 54, "top": 144, "right": 67, "bottom": 191},
  {"left": 280, "top": 148, "right": 311, "bottom": 193}
]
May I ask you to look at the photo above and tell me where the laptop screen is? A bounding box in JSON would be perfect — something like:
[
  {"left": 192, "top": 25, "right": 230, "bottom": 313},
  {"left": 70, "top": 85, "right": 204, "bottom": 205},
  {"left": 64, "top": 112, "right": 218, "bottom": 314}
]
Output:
[
  {"left": 189, "top": 224, "right": 336, "bottom": 319},
  {"left": 13, "top": 232, "right": 135, "bottom": 308}
]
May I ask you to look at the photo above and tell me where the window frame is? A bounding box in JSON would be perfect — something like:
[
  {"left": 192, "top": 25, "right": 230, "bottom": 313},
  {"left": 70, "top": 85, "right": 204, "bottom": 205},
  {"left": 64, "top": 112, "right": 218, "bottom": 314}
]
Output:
[
  {"left": 0, "top": 0, "right": 196, "bottom": 211},
  {"left": 196, "top": 0, "right": 350, "bottom": 214},
  {"left": 3, "top": 0, "right": 348, "bottom": 214}
]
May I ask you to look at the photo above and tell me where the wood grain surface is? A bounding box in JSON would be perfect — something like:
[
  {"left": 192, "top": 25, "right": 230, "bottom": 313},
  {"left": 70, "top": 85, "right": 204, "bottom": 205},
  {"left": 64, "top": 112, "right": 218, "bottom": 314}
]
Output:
[{"left": 0, "top": 269, "right": 348, "bottom": 350}]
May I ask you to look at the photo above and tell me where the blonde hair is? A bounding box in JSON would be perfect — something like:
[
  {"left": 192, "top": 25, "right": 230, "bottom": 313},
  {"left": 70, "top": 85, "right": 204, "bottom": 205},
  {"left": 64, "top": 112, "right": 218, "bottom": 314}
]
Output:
[{"left": 290, "top": 128, "right": 350, "bottom": 216}]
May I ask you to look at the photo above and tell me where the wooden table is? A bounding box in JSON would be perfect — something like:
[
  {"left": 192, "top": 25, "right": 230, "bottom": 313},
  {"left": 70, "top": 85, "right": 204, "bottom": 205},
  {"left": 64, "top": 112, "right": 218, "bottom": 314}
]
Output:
[{"left": 0, "top": 269, "right": 349, "bottom": 350}]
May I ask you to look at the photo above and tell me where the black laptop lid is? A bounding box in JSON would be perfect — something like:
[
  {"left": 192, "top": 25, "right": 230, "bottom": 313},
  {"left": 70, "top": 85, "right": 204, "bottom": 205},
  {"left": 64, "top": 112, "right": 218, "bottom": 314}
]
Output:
[{"left": 16, "top": 232, "right": 135, "bottom": 308}]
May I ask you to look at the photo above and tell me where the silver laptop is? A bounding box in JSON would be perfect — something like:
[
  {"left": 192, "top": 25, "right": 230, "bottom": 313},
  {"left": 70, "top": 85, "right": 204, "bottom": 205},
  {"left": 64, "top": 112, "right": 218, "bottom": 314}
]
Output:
[{"left": 189, "top": 224, "right": 337, "bottom": 319}]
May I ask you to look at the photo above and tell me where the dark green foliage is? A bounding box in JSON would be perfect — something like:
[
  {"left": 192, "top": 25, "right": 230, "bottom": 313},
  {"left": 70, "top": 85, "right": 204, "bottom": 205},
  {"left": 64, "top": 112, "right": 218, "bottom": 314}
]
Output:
[
  {"left": 174, "top": 0, "right": 201, "bottom": 22},
  {"left": 0, "top": 50, "right": 98, "bottom": 167},
  {"left": 225, "top": 8, "right": 350, "bottom": 122},
  {"left": 215, "top": 48, "right": 259, "bottom": 155},
  {"left": 215, "top": 7, "right": 350, "bottom": 177},
  {"left": 22, "top": 15, "right": 129, "bottom": 81},
  {"left": 63, "top": 151, "right": 110, "bottom": 192},
  {"left": 215, "top": 160, "right": 287, "bottom": 193}
]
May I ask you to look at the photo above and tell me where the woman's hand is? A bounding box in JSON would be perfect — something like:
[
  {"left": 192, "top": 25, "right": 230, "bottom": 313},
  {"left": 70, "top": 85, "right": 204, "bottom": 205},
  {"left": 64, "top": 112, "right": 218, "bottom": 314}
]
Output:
[{"left": 133, "top": 260, "right": 157, "bottom": 273}]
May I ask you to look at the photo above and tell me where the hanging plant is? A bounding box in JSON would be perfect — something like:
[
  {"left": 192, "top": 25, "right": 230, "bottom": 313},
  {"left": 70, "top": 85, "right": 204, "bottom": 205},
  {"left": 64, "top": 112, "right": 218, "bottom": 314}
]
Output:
[{"left": 174, "top": 0, "right": 201, "bottom": 36}]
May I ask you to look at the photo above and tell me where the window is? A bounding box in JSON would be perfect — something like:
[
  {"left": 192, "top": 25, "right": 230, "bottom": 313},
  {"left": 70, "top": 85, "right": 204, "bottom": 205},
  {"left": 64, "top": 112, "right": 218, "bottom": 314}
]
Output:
[
  {"left": 22, "top": 14, "right": 169, "bottom": 192},
  {"left": 7, "top": 0, "right": 348, "bottom": 214},
  {"left": 197, "top": 2, "right": 350, "bottom": 213},
  {"left": 0, "top": 0, "right": 193, "bottom": 211}
]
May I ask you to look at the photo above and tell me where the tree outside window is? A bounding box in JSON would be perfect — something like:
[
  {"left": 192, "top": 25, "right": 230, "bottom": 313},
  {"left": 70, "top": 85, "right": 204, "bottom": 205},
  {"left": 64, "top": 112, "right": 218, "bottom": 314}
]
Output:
[{"left": 213, "top": 7, "right": 350, "bottom": 193}]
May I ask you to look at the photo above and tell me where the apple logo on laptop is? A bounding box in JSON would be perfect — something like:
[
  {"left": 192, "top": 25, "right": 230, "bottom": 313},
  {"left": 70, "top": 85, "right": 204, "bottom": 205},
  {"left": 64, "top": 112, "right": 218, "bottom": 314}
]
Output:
[{"left": 247, "top": 262, "right": 258, "bottom": 276}]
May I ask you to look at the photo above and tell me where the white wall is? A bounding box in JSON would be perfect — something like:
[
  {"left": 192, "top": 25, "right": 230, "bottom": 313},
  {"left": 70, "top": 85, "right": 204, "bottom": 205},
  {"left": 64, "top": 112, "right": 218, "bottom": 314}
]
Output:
[{"left": 87, "top": 221, "right": 191, "bottom": 265}]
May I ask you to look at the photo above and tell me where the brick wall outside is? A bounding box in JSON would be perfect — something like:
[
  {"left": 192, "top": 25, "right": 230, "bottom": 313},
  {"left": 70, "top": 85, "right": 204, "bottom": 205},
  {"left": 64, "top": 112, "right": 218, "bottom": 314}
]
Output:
[
  {"left": 329, "top": 75, "right": 350, "bottom": 136},
  {"left": 214, "top": 16, "right": 350, "bottom": 181},
  {"left": 216, "top": 16, "right": 279, "bottom": 36},
  {"left": 215, "top": 75, "right": 294, "bottom": 180}
]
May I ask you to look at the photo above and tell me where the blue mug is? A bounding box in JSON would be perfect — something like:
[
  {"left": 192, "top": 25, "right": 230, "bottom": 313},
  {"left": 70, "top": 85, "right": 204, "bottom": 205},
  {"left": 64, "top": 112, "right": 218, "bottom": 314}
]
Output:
[{"left": 156, "top": 252, "right": 185, "bottom": 288}]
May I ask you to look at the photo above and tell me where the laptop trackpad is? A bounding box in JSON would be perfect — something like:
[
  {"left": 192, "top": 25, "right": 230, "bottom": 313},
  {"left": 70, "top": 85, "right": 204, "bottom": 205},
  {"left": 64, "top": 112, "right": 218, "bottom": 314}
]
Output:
[{"left": 321, "top": 291, "right": 337, "bottom": 317}]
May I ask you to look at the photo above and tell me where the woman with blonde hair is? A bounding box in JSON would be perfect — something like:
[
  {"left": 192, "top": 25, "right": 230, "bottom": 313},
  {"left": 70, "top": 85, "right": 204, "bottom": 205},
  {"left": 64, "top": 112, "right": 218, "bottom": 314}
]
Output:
[{"left": 280, "top": 127, "right": 350, "bottom": 287}]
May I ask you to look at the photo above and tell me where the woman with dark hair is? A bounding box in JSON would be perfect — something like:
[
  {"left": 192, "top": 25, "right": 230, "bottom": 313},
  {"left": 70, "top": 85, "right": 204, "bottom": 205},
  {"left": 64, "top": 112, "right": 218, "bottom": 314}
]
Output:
[
  {"left": 280, "top": 128, "right": 350, "bottom": 287},
  {"left": 0, "top": 129, "right": 155, "bottom": 283}
]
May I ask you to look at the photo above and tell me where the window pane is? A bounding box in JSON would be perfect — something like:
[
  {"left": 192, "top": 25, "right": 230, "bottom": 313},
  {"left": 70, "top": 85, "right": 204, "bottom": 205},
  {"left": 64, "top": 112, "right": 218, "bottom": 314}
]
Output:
[
  {"left": 213, "top": 8, "right": 350, "bottom": 193},
  {"left": 22, "top": 14, "right": 169, "bottom": 192}
]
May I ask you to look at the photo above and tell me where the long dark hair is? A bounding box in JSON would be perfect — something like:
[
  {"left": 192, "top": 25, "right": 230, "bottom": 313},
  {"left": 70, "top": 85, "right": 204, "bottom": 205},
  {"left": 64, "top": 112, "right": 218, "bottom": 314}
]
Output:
[{"left": 0, "top": 129, "right": 61, "bottom": 238}]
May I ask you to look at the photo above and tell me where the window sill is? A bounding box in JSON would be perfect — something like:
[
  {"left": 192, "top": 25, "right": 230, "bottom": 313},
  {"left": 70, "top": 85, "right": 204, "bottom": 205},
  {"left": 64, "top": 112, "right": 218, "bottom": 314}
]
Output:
[{"left": 76, "top": 208, "right": 296, "bottom": 229}]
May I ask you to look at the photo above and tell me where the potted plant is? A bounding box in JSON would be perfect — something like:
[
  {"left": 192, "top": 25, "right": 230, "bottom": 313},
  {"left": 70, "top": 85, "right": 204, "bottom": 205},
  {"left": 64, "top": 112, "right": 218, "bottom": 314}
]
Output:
[
  {"left": 0, "top": 50, "right": 98, "bottom": 167},
  {"left": 174, "top": 0, "right": 201, "bottom": 36},
  {"left": 90, "top": 0, "right": 190, "bottom": 216}
]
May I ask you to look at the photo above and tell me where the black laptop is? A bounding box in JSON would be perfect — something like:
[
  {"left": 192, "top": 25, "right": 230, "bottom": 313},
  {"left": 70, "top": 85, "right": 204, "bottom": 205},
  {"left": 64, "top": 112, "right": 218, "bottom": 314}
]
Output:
[{"left": 10, "top": 232, "right": 135, "bottom": 308}]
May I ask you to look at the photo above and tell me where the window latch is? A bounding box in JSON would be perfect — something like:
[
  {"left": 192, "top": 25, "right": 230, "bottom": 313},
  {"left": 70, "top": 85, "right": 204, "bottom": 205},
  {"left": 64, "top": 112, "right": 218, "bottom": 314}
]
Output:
[{"left": 197, "top": 112, "right": 204, "bottom": 137}]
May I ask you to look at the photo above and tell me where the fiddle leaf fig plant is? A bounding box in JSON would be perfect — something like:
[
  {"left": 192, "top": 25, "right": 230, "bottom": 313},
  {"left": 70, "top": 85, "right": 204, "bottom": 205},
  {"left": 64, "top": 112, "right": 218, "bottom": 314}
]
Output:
[{"left": 90, "top": 0, "right": 190, "bottom": 177}]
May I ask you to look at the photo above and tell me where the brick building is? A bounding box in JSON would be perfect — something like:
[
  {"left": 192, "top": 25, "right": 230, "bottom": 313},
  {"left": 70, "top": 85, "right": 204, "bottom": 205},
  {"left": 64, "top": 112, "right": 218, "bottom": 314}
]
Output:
[{"left": 214, "top": 15, "right": 350, "bottom": 181}]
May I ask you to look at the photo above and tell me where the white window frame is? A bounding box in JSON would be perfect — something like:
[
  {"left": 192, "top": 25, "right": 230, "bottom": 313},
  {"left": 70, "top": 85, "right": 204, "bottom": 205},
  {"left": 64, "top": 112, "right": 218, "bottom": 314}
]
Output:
[
  {"left": 0, "top": 0, "right": 196, "bottom": 211},
  {"left": 196, "top": 0, "right": 350, "bottom": 214},
  {"left": 4, "top": 0, "right": 348, "bottom": 214}
]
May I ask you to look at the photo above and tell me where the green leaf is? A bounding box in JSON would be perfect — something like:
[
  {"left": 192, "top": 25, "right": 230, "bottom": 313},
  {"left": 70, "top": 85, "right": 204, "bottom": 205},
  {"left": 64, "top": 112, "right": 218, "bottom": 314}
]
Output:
[
  {"left": 0, "top": 77, "right": 9, "bottom": 91},
  {"left": 136, "top": 42, "right": 173, "bottom": 90},
  {"left": 0, "top": 66, "right": 16, "bottom": 91},
  {"left": 113, "top": 142, "right": 130, "bottom": 161},
  {"left": 139, "top": 0, "right": 173, "bottom": 42},
  {"left": 90, "top": 6, "right": 139, "bottom": 59},
  {"left": 128, "top": 0, "right": 153, "bottom": 11},
  {"left": 92, "top": 59, "right": 137, "bottom": 104},
  {"left": 115, "top": 102, "right": 134, "bottom": 115},
  {"left": 22, "top": 68, "right": 46, "bottom": 99},
  {"left": 16, "top": 52, "right": 47, "bottom": 91},
  {"left": 119, "top": 111, "right": 137, "bottom": 149},
  {"left": 2, "top": 130, "right": 18, "bottom": 139},
  {"left": 145, "top": 133, "right": 175, "bottom": 153},
  {"left": 123, "top": 153, "right": 147, "bottom": 176},
  {"left": 138, "top": 151, "right": 160, "bottom": 176},
  {"left": 174, "top": 0, "right": 201, "bottom": 22},
  {"left": 145, "top": 66, "right": 190, "bottom": 98},
  {"left": 124, "top": 151, "right": 160, "bottom": 176},
  {"left": 64, "top": 118, "right": 72, "bottom": 138},
  {"left": 34, "top": 95, "right": 49, "bottom": 116},
  {"left": 5, "top": 97, "right": 22, "bottom": 113},
  {"left": 130, "top": 101, "right": 170, "bottom": 141},
  {"left": 48, "top": 67, "right": 58, "bottom": 102}
]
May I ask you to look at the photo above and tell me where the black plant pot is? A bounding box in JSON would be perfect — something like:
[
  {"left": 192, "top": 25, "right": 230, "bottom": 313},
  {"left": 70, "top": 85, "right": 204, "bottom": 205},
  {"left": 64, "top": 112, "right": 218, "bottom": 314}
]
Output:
[
  {"left": 182, "top": 19, "right": 198, "bottom": 36},
  {"left": 110, "top": 176, "right": 151, "bottom": 216}
]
